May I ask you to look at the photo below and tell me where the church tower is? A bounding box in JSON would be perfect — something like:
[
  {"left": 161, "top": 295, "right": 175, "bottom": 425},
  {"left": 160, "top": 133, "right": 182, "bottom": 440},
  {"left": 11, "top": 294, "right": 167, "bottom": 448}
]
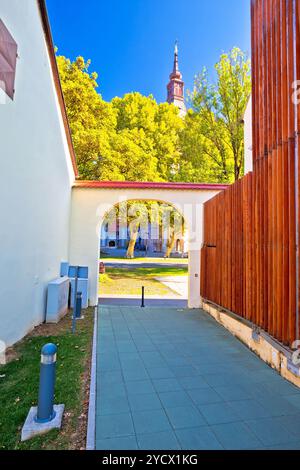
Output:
[{"left": 167, "top": 42, "right": 186, "bottom": 117}]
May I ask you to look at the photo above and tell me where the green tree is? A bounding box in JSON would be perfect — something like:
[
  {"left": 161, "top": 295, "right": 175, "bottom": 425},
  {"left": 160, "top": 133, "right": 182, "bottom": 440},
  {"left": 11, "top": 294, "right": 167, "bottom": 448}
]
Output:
[
  {"left": 57, "top": 55, "right": 117, "bottom": 179},
  {"left": 57, "top": 55, "right": 183, "bottom": 182},
  {"left": 184, "top": 47, "right": 251, "bottom": 182},
  {"left": 103, "top": 201, "right": 185, "bottom": 259},
  {"left": 111, "top": 93, "right": 183, "bottom": 182}
]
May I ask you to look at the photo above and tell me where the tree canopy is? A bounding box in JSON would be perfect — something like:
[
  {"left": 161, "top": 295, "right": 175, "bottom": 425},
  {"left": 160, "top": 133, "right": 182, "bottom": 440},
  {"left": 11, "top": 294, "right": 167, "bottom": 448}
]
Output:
[
  {"left": 57, "top": 47, "right": 251, "bottom": 183},
  {"left": 180, "top": 48, "right": 251, "bottom": 183}
]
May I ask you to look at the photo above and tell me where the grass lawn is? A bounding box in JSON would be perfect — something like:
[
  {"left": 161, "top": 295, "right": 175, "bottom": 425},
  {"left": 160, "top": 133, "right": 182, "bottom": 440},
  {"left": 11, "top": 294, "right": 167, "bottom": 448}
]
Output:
[
  {"left": 0, "top": 308, "right": 94, "bottom": 450},
  {"left": 100, "top": 256, "right": 188, "bottom": 265},
  {"left": 99, "top": 265, "right": 188, "bottom": 296}
]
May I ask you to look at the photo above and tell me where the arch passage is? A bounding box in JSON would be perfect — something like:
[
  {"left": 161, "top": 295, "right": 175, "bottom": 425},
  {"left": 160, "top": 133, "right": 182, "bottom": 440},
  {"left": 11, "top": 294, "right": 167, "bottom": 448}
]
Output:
[{"left": 69, "top": 182, "right": 227, "bottom": 308}]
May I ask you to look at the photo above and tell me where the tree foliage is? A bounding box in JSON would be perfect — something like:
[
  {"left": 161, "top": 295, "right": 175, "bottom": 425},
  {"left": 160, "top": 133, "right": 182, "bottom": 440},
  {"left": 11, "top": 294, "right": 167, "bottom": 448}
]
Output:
[
  {"left": 57, "top": 47, "right": 250, "bottom": 184},
  {"left": 181, "top": 47, "right": 251, "bottom": 182},
  {"left": 57, "top": 54, "right": 183, "bottom": 181}
]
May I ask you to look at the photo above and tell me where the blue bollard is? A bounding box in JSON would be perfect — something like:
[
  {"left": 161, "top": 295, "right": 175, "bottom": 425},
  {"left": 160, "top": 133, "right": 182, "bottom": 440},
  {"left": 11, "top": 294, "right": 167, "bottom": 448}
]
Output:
[
  {"left": 75, "top": 292, "right": 82, "bottom": 318},
  {"left": 35, "top": 343, "right": 57, "bottom": 423}
]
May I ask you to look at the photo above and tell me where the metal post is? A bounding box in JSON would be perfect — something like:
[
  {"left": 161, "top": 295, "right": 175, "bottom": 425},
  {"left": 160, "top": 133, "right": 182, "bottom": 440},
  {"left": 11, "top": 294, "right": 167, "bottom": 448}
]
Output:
[
  {"left": 72, "top": 266, "right": 79, "bottom": 333},
  {"left": 35, "top": 343, "right": 57, "bottom": 423},
  {"left": 75, "top": 292, "right": 82, "bottom": 319},
  {"left": 141, "top": 286, "right": 145, "bottom": 308}
]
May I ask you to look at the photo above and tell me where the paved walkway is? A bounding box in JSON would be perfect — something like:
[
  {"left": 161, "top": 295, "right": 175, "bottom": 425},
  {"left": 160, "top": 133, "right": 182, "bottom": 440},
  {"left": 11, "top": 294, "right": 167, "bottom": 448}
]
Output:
[
  {"left": 155, "top": 276, "right": 188, "bottom": 298},
  {"left": 95, "top": 305, "right": 300, "bottom": 450},
  {"left": 98, "top": 298, "right": 188, "bottom": 308}
]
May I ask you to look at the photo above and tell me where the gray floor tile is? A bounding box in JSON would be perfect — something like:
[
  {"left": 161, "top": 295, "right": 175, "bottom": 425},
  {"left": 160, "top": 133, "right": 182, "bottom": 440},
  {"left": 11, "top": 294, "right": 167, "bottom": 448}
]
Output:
[
  {"left": 140, "top": 351, "right": 165, "bottom": 367},
  {"left": 258, "top": 379, "right": 300, "bottom": 397},
  {"left": 132, "top": 409, "right": 172, "bottom": 435},
  {"left": 122, "top": 367, "right": 149, "bottom": 381},
  {"left": 176, "top": 426, "right": 224, "bottom": 450},
  {"left": 171, "top": 366, "right": 198, "bottom": 378},
  {"left": 125, "top": 379, "right": 155, "bottom": 395},
  {"left": 128, "top": 393, "right": 162, "bottom": 412},
  {"left": 275, "top": 414, "right": 300, "bottom": 439},
  {"left": 165, "top": 405, "right": 206, "bottom": 429},
  {"left": 178, "top": 376, "right": 210, "bottom": 390},
  {"left": 213, "top": 384, "right": 252, "bottom": 401},
  {"left": 255, "top": 393, "right": 299, "bottom": 417},
  {"left": 147, "top": 367, "right": 175, "bottom": 379},
  {"left": 159, "top": 390, "right": 194, "bottom": 408},
  {"left": 98, "top": 370, "right": 124, "bottom": 386},
  {"left": 97, "top": 395, "right": 130, "bottom": 415},
  {"left": 227, "top": 399, "right": 271, "bottom": 420},
  {"left": 99, "top": 382, "right": 127, "bottom": 398},
  {"left": 152, "top": 378, "right": 183, "bottom": 393},
  {"left": 211, "top": 422, "right": 262, "bottom": 450},
  {"left": 96, "top": 436, "right": 138, "bottom": 450},
  {"left": 285, "top": 393, "right": 300, "bottom": 410},
  {"left": 245, "top": 417, "right": 299, "bottom": 446},
  {"left": 137, "top": 431, "right": 181, "bottom": 450},
  {"left": 198, "top": 402, "right": 240, "bottom": 425},
  {"left": 96, "top": 413, "right": 134, "bottom": 440},
  {"left": 188, "top": 388, "right": 223, "bottom": 405},
  {"left": 164, "top": 356, "right": 191, "bottom": 367},
  {"left": 265, "top": 441, "right": 300, "bottom": 450},
  {"left": 203, "top": 373, "right": 235, "bottom": 388}
]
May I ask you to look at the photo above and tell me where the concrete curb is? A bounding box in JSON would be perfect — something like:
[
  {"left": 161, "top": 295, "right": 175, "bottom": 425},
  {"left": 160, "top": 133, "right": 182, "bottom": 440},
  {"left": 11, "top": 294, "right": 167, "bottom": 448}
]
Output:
[{"left": 86, "top": 306, "right": 97, "bottom": 450}]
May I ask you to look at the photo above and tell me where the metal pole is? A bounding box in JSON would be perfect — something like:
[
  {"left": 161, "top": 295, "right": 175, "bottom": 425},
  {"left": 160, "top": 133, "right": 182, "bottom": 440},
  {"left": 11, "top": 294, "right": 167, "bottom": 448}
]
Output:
[
  {"left": 72, "top": 266, "right": 79, "bottom": 333},
  {"left": 75, "top": 292, "right": 82, "bottom": 319},
  {"left": 141, "top": 286, "right": 145, "bottom": 308},
  {"left": 35, "top": 343, "right": 57, "bottom": 423}
]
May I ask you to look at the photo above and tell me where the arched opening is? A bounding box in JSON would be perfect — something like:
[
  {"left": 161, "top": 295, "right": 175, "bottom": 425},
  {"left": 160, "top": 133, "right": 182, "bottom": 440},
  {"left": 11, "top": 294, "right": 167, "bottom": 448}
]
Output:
[{"left": 98, "top": 199, "right": 189, "bottom": 305}]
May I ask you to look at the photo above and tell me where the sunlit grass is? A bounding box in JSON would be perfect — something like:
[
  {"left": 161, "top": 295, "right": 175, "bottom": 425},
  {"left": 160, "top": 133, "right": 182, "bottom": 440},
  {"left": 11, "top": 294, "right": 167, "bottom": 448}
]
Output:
[{"left": 99, "top": 265, "right": 187, "bottom": 296}]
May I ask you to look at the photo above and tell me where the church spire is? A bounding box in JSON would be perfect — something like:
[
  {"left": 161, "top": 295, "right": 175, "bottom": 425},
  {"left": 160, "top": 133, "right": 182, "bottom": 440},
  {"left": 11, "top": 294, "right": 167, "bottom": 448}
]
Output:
[
  {"left": 167, "top": 41, "right": 186, "bottom": 117},
  {"left": 173, "top": 40, "right": 179, "bottom": 74}
]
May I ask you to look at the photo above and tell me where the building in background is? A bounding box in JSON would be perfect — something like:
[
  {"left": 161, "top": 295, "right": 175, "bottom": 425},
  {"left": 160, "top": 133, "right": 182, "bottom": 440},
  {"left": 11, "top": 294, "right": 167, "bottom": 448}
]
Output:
[
  {"left": 167, "top": 42, "right": 186, "bottom": 117},
  {"left": 100, "top": 211, "right": 188, "bottom": 257}
]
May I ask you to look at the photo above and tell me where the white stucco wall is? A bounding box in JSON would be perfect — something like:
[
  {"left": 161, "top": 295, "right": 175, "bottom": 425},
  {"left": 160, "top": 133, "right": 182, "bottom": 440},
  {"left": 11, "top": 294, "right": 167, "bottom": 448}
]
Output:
[
  {"left": 244, "top": 96, "right": 253, "bottom": 174},
  {"left": 0, "top": 1, "right": 75, "bottom": 346},
  {"left": 69, "top": 187, "right": 222, "bottom": 309}
]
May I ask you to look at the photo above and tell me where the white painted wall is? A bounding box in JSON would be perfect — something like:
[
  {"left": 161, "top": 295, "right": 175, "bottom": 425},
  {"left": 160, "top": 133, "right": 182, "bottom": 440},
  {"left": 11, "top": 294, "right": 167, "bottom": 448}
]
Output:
[
  {"left": 0, "top": 1, "right": 75, "bottom": 346},
  {"left": 244, "top": 96, "right": 253, "bottom": 174},
  {"left": 69, "top": 187, "right": 222, "bottom": 309}
]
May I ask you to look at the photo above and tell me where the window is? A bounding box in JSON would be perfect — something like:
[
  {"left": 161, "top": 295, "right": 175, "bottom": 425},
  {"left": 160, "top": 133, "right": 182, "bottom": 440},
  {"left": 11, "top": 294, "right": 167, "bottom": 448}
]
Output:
[{"left": 0, "top": 19, "right": 18, "bottom": 100}]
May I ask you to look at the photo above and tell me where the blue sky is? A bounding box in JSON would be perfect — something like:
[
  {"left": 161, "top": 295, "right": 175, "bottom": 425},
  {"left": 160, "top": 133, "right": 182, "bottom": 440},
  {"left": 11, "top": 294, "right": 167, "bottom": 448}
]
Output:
[{"left": 46, "top": 0, "right": 251, "bottom": 103}]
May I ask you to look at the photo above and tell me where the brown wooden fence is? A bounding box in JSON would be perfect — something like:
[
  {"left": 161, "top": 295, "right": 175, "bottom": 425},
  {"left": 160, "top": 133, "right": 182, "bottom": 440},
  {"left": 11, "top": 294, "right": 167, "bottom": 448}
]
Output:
[{"left": 201, "top": 0, "right": 300, "bottom": 347}]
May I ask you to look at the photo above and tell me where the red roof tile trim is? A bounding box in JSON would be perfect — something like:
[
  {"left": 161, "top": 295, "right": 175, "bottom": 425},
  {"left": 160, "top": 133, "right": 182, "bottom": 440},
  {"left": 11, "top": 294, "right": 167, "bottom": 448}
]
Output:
[
  {"left": 74, "top": 180, "right": 230, "bottom": 191},
  {"left": 37, "top": 0, "right": 78, "bottom": 176}
]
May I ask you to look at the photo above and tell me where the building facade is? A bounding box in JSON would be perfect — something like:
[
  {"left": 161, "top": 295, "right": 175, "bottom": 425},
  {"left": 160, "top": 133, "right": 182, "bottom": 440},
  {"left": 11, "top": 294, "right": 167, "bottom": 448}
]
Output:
[{"left": 0, "top": 0, "right": 76, "bottom": 347}]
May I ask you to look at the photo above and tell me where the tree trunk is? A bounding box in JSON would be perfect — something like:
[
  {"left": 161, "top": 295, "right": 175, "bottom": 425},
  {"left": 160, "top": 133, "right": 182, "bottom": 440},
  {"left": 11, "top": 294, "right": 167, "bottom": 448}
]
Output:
[
  {"left": 164, "top": 231, "right": 176, "bottom": 258},
  {"left": 126, "top": 221, "right": 139, "bottom": 259}
]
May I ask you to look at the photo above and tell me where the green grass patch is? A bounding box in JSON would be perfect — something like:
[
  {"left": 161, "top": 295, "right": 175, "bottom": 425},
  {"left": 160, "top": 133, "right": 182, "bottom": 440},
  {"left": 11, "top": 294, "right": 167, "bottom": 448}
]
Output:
[
  {"left": 106, "top": 266, "right": 188, "bottom": 278},
  {"left": 100, "top": 256, "right": 188, "bottom": 265},
  {"left": 0, "top": 308, "right": 94, "bottom": 450},
  {"left": 99, "top": 266, "right": 187, "bottom": 296}
]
